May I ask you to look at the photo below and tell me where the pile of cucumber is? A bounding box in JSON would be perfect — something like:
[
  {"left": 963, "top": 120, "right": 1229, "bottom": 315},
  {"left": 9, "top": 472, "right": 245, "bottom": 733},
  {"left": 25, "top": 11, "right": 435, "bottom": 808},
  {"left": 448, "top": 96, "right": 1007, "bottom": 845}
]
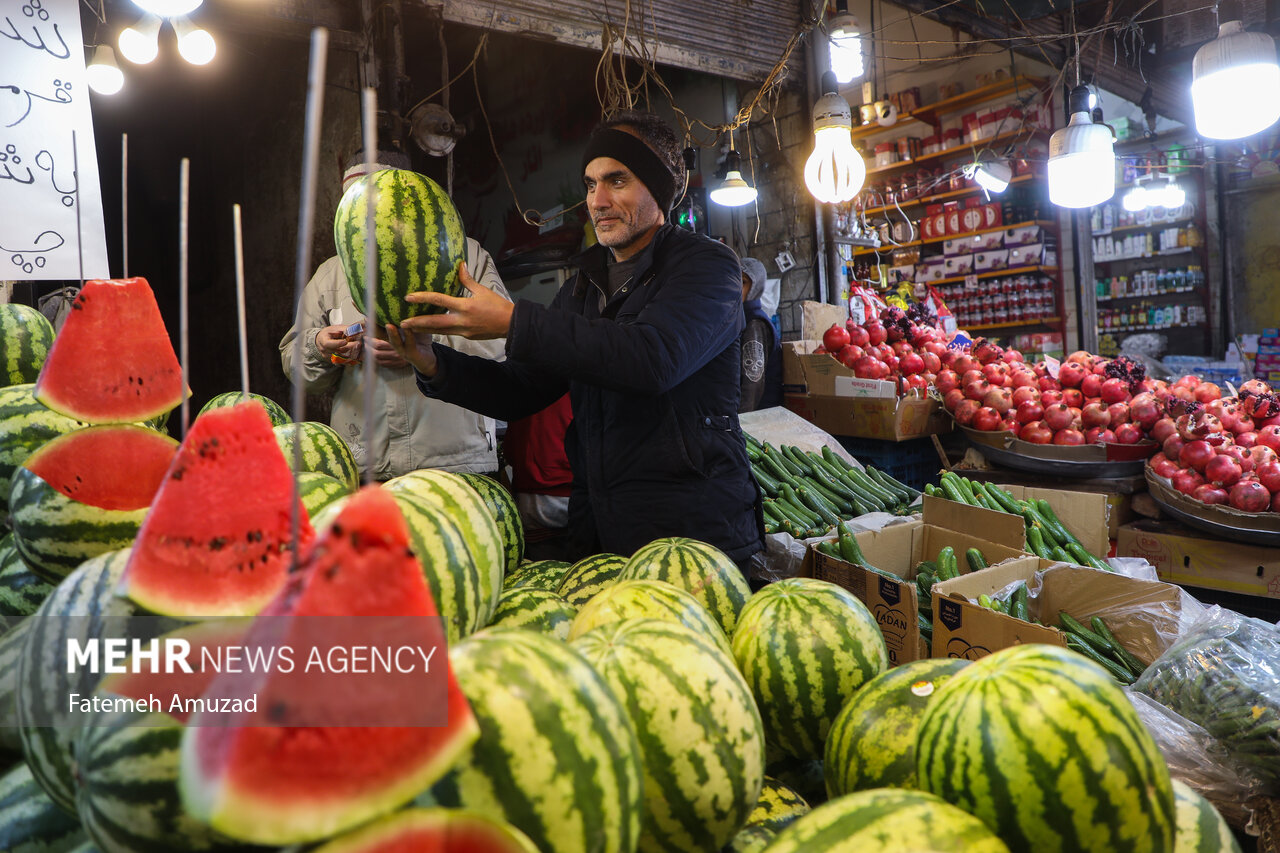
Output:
[
  {"left": 915, "top": 546, "right": 988, "bottom": 653},
  {"left": 1056, "top": 612, "right": 1147, "bottom": 685},
  {"left": 744, "top": 434, "right": 920, "bottom": 538},
  {"left": 924, "top": 472, "right": 1111, "bottom": 571}
]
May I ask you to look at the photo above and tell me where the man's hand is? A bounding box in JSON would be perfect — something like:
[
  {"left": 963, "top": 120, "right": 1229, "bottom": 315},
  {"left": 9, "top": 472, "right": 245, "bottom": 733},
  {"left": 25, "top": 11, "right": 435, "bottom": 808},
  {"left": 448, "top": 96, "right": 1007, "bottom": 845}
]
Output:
[
  {"left": 384, "top": 324, "right": 437, "bottom": 377},
  {"left": 365, "top": 335, "right": 409, "bottom": 369},
  {"left": 399, "top": 262, "right": 514, "bottom": 341},
  {"left": 315, "top": 325, "right": 362, "bottom": 361}
]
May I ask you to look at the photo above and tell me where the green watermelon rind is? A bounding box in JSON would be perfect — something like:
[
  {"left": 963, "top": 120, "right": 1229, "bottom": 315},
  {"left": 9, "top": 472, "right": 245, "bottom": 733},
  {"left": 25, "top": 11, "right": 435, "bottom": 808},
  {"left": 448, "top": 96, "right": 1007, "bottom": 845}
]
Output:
[
  {"left": 618, "top": 537, "right": 750, "bottom": 636},
  {"left": 0, "top": 617, "right": 33, "bottom": 754},
  {"left": 0, "top": 534, "right": 54, "bottom": 633},
  {"left": 556, "top": 553, "right": 627, "bottom": 609},
  {"left": 198, "top": 392, "right": 290, "bottom": 427},
  {"left": 0, "top": 384, "right": 89, "bottom": 524},
  {"left": 0, "top": 762, "right": 85, "bottom": 853},
  {"left": 568, "top": 578, "right": 730, "bottom": 653},
  {"left": 273, "top": 422, "right": 360, "bottom": 494},
  {"left": 1171, "top": 779, "right": 1242, "bottom": 853},
  {"left": 502, "top": 560, "right": 572, "bottom": 593},
  {"left": 456, "top": 473, "right": 524, "bottom": 578},
  {"left": 488, "top": 587, "right": 576, "bottom": 640},
  {"left": 310, "top": 807, "right": 540, "bottom": 853},
  {"left": 0, "top": 305, "right": 54, "bottom": 390}
]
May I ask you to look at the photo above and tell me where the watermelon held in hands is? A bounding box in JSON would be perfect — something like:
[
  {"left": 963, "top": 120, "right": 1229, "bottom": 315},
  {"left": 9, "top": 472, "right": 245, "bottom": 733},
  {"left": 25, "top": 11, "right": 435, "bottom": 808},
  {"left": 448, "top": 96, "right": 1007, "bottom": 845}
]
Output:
[
  {"left": 33, "top": 278, "right": 185, "bottom": 424},
  {"left": 0, "top": 304, "right": 55, "bottom": 388},
  {"left": 334, "top": 169, "right": 466, "bottom": 328},
  {"left": 118, "top": 401, "right": 314, "bottom": 620},
  {"left": 179, "top": 485, "right": 480, "bottom": 846},
  {"left": 310, "top": 808, "right": 539, "bottom": 853}
]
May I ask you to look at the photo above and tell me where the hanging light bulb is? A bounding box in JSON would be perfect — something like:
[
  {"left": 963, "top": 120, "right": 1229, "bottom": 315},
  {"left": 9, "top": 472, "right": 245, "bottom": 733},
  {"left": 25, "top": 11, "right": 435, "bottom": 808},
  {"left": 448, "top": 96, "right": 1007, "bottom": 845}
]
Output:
[
  {"left": 118, "top": 14, "right": 162, "bottom": 65},
  {"left": 86, "top": 45, "right": 125, "bottom": 95},
  {"left": 1048, "top": 84, "right": 1116, "bottom": 208},
  {"left": 1191, "top": 2, "right": 1280, "bottom": 139},
  {"left": 804, "top": 72, "right": 866, "bottom": 204},
  {"left": 1152, "top": 178, "right": 1186, "bottom": 209},
  {"left": 829, "top": 1, "right": 864, "bottom": 85},
  {"left": 710, "top": 132, "right": 758, "bottom": 207},
  {"left": 173, "top": 16, "right": 216, "bottom": 65},
  {"left": 967, "top": 156, "right": 1012, "bottom": 194},
  {"left": 1122, "top": 184, "right": 1148, "bottom": 212},
  {"left": 131, "top": 0, "right": 202, "bottom": 16}
]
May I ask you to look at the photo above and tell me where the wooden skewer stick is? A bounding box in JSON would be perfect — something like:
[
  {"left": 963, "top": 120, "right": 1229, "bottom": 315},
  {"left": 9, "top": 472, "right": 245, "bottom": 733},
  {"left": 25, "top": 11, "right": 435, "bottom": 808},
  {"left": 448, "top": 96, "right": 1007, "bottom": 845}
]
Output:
[
  {"left": 233, "top": 203, "right": 249, "bottom": 398},
  {"left": 178, "top": 157, "right": 190, "bottom": 437},
  {"left": 360, "top": 87, "right": 378, "bottom": 487}
]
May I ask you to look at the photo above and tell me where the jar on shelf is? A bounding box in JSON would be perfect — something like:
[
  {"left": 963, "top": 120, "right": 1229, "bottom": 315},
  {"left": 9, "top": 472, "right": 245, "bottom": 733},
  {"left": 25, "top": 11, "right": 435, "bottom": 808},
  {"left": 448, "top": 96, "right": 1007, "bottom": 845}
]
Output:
[
  {"left": 874, "top": 143, "right": 896, "bottom": 169},
  {"left": 921, "top": 135, "right": 940, "bottom": 156}
]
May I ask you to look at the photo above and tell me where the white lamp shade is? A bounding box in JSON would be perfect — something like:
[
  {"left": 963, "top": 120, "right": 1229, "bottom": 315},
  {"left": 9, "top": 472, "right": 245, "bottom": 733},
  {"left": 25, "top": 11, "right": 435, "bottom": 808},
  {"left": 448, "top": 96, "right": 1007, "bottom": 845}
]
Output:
[
  {"left": 1159, "top": 182, "right": 1186, "bottom": 208},
  {"left": 710, "top": 172, "right": 758, "bottom": 206},
  {"left": 174, "top": 18, "right": 216, "bottom": 65},
  {"left": 1048, "top": 112, "right": 1115, "bottom": 208},
  {"left": 131, "top": 0, "right": 202, "bottom": 15},
  {"left": 1192, "top": 21, "right": 1280, "bottom": 140},
  {"left": 1122, "top": 185, "right": 1148, "bottom": 212},
  {"left": 973, "top": 159, "right": 1012, "bottom": 194},
  {"left": 86, "top": 46, "right": 124, "bottom": 95},
  {"left": 118, "top": 15, "right": 161, "bottom": 64}
]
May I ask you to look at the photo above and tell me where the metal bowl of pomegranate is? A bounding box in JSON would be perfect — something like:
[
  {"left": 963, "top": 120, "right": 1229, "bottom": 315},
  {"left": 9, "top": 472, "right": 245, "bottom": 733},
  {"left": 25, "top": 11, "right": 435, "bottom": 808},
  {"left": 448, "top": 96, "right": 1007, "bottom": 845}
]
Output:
[
  {"left": 1145, "top": 467, "right": 1280, "bottom": 546},
  {"left": 961, "top": 426, "right": 1158, "bottom": 478}
]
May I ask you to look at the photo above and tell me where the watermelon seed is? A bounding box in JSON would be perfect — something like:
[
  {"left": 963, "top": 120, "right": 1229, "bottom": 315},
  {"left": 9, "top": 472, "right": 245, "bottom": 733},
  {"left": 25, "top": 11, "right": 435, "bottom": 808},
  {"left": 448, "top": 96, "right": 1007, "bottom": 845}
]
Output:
[
  {"left": 172, "top": 467, "right": 184, "bottom": 480},
  {"left": 324, "top": 563, "right": 340, "bottom": 580},
  {"left": 71, "top": 300, "right": 82, "bottom": 310},
  {"left": 209, "top": 537, "right": 227, "bottom": 551}
]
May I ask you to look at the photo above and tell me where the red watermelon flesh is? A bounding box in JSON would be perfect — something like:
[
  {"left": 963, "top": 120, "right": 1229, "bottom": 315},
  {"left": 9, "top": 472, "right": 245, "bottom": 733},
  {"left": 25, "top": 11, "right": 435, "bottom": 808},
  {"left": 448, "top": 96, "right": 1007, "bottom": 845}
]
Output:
[
  {"left": 119, "top": 401, "right": 314, "bottom": 619},
  {"left": 34, "top": 277, "right": 185, "bottom": 423},
  {"left": 179, "top": 485, "right": 480, "bottom": 846},
  {"left": 24, "top": 424, "right": 177, "bottom": 509},
  {"left": 311, "top": 808, "right": 539, "bottom": 853}
]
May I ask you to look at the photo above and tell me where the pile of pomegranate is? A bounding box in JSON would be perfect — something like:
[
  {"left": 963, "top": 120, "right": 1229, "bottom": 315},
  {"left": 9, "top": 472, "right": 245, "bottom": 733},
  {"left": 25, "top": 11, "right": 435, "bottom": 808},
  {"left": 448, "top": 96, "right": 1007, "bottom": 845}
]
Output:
[
  {"left": 814, "top": 306, "right": 951, "bottom": 397},
  {"left": 1146, "top": 378, "right": 1280, "bottom": 514}
]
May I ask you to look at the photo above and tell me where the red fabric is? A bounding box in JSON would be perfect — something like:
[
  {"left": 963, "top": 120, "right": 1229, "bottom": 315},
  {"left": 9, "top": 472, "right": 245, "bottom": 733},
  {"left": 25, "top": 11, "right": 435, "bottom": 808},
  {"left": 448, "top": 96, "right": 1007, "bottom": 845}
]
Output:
[{"left": 505, "top": 394, "right": 573, "bottom": 496}]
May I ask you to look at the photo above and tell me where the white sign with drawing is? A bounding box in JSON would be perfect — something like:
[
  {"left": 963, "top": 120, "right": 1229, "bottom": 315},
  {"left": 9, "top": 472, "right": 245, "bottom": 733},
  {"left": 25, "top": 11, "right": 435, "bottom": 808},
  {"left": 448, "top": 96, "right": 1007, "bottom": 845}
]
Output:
[{"left": 0, "top": 0, "right": 109, "bottom": 280}]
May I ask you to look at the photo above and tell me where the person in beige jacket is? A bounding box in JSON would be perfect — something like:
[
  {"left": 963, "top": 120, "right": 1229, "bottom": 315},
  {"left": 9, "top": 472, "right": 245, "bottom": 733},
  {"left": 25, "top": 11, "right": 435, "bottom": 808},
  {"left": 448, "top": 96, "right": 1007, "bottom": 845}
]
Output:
[{"left": 280, "top": 156, "right": 512, "bottom": 479}]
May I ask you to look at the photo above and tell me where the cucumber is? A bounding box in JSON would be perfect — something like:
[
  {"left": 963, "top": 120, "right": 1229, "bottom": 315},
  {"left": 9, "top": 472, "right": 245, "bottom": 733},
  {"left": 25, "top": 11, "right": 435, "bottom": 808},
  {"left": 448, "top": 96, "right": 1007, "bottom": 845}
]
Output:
[
  {"left": 936, "top": 546, "right": 958, "bottom": 580},
  {"left": 965, "top": 548, "right": 988, "bottom": 573}
]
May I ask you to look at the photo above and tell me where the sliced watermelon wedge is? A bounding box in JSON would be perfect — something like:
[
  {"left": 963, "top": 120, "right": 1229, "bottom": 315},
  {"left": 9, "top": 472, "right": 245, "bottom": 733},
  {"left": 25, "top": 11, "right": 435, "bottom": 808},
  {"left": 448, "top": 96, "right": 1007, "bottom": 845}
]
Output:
[
  {"left": 179, "top": 485, "right": 479, "bottom": 846},
  {"left": 119, "top": 401, "right": 314, "bottom": 619},
  {"left": 311, "top": 808, "right": 539, "bottom": 853},
  {"left": 34, "top": 277, "right": 186, "bottom": 423}
]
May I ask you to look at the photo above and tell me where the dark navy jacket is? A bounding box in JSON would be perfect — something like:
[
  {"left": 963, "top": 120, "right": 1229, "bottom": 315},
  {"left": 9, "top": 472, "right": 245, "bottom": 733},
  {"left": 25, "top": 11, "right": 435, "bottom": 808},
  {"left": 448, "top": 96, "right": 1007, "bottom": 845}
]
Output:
[{"left": 417, "top": 224, "right": 764, "bottom": 563}]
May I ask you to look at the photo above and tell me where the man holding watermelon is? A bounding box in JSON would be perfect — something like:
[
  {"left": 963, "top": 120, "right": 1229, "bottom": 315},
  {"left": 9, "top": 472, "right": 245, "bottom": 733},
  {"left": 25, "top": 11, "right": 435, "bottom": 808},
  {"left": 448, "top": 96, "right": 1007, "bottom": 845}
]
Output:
[{"left": 387, "top": 112, "right": 764, "bottom": 572}]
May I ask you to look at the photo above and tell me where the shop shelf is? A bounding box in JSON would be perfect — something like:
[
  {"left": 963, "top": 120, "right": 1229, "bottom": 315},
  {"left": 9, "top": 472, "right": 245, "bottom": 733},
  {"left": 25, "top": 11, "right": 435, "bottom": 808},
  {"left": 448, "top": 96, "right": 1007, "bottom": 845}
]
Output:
[
  {"left": 856, "top": 174, "right": 1036, "bottom": 218},
  {"left": 1092, "top": 246, "right": 1196, "bottom": 264},
  {"left": 927, "top": 264, "right": 1056, "bottom": 287},
  {"left": 1096, "top": 287, "right": 1202, "bottom": 303},
  {"left": 850, "top": 219, "right": 1053, "bottom": 257},
  {"left": 1091, "top": 216, "right": 1194, "bottom": 236},
  {"left": 964, "top": 316, "right": 1061, "bottom": 332}
]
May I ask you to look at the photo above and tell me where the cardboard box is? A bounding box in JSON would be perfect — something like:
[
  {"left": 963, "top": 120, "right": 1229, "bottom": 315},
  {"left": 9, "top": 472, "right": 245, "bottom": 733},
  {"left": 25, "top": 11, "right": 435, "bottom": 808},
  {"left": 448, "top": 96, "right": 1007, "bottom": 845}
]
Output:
[
  {"left": 1007, "top": 242, "right": 1045, "bottom": 267},
  {"left": 1116, "top": 520, "right": 1280, "bottom": 600},
  {"left": 957, "top": 484, "right": 1112, "bottom": 557},
  {"left": 800, "top": 300, "right": 847, "bottom": 343},
  {"left": 784, "top": 392, "right": 953, "bottom": 441},
  {"left": 974, "top": 249, "right": 1010, "bottom": 272},
  {"left": 971, "top": 230, "right": 1004, "bottom": 251},
  {"left": 959, "top": 206, "right": 986, "bottom": 234},
  {"left": 942, "top": 254, "right": 974, "bottom": 276},
  {"left": 1004, "top": 224, "right": 1045, "bottom": 246},
  {"left": 782, "top": 340, "right": 812, "bottom": 391},
  {"left": 932, "top": 558, "right": 1184, "bottom": 662},
  {"left": 810, "top": 499, "right": 1029, "bottom": 664}
]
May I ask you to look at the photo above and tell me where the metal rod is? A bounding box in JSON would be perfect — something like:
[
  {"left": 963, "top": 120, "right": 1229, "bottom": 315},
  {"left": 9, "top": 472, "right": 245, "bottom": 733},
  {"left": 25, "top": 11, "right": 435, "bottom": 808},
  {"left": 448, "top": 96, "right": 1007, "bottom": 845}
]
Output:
[
  {"left": 179, "top": 157, "right": 190, "bottom": 437},
  {"left": 122, "top": 133, "right": 128, "bottom": 278},
  {"left": 72, "top": 130, "right": 84, "bottom": 288},
  {"left": 360, "top": 87, "right": 378, "bottom": 487},
  {"left": 233, "top": 203, "right": 249, "bottom": 397}
]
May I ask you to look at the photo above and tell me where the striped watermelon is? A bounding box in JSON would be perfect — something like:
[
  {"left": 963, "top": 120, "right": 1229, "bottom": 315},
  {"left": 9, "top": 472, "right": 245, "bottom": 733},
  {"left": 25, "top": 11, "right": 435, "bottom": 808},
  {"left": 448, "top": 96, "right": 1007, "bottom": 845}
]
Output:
[
  {"left": 916, "top": 643, "right": 1176, "bottom": 853},
  {"left": 764, "top": 757, "right": 827, "bottom": 810},
  {"left": 573, "top": 619, "right": 764, "bottom": 852},
  {"left": 0, "top": 616, "right": 31, "bottom": 753},
  {"left": 456, "top": 472, "right": 524, "bottom": 577},
  {"left": 722, "top": 776, "right": 809, "bottom": 852},
  {"left": 274, "top": 421, "right": 360, "bottom": 492},
  {"left": 730, "top": 578, "right": 888, "bottom": 761},
  {"left": 33, "top": 278, "right": 184, "bottom": 423},
  {"left": 0, "top": 384, "right": 89, "bottom": 524},
  {"left": 9, "top": 425, "right": 178, "bottom": 581},
  {"left": 556, "top": 552, "right": 626, "bottom": 608},
  {"left": 334, "top": 168, "right": 466, "bottom": 328},
  {"left": 824, "top": 657, "right": 970, "bottom": 796},
  {"left": 0, "top": 304, "right": 55, "bottom": 388},
  {"left": 0, "top": 763, "right": 85, "bottom": 853},
  {"left": 425, "top": 628, "right": 644, "bottom": 853},
  {"left": 1172, "top": 780, "right": 1241, "bottom": 853},
  {"left": 198, "top": 391, "right": 290, "bottom": 426},
  {"left": 297, "top": 471, "right": 352, "bottom": 519},
  {"left": 489, "top": 587, "right": 576, "bottom": 640},
  {"left": 17, "top": 548, "right": 185, "bottom": 813},
  {"left": 0, "top": 534, "right": 54, "bottom": 631},
  {"left": 568, "top": 578, "right": 730, "bottom": 651},
  {"left": 618, "top": 537, "right": 750, "bottom": 635},
  {"left": 763, "top": 788, "right": 1011, "bottom": 852},
  {"left": 311, "top": 808, "right": 540, "bottom": 853},
  {"left": 502, "top": 559, "right": 572, "bottom": 592}
]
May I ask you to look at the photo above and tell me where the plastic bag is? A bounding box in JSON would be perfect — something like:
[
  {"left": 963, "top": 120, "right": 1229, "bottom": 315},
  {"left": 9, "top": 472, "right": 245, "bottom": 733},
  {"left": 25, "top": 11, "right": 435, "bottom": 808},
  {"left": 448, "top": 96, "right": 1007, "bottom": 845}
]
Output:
[{"left": 1134, "top": 606, "right": 1280, "bottom": 794}]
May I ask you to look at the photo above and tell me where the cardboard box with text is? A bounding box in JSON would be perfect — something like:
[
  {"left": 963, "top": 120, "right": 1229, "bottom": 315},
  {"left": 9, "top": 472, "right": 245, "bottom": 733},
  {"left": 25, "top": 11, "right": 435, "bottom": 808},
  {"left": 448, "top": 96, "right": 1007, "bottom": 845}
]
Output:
[{"left": 1117, "top": 520, "right": 1280, "bottom": 600}]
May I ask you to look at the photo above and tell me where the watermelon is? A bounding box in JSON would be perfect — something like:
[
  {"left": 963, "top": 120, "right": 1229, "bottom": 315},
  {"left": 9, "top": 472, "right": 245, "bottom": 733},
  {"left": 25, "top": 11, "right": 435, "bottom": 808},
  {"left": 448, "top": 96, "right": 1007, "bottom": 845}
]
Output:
[
  {"left": 764, "top": 757, "right": 827, "bottom": 810},
  {"left": 0, "top": 304, "right": 55, "bottom": 388},
  {"left": 0, "top": 615, "right": 32, "bottom": 752},
  {"left": 17, "top": 548, "right": 184, "bottom": 814},
  {"left": 297, "top": 471, "right": 351, "bottom": 518},
  {"left": 274, "top": 421, "right": 360, "bottom": 492},
  {"left": 33, "top": 278, "right": 184, "bottom": 423},
  {"left": 179, "top": 486, "right": 480, "bottom": 845},
  {"left": 9, "top": 424, "right": 177, "bottom": 581},
  {"left": 502, "top": 559, "right": 572, "bottom": 592},
  {"left": 573, "top": 618, "right": 765, "bottom": 852},
  {"left": 556, "top": 552, "right": 627, "bottom": 608},
  {"left": 722, "top": 777, "right": 810, "bottom": 852},
  {"left": 763, "top": 788, "right": 1012, "bottom": 852},
  {"left": 199, "top": 391, "right": 290, "bottom": 426},
  {"left": 334, "top": 168, "right": 466, "bottom": 328},
  {"left": 0, "top": 763, "right": 85, "bottom": 853},
  {"left": 618, "top": 537, "right": 750, "bottom": 635},
  {"left": 0, "top": 533, "right": 54, "bottom": 632},
  {"left": 425, "top": 628, "right": 644, "bottom": 853},
  {"left": 385, "top": 469, "right": 504, "bottom": 624},
  {"left": 916, "top": 644, "right": 1176, "bottom": 853},
  {"left": 311, "top": 808, "right": 539, "bottom": 853},
  {"left": 730, "top": 578, "right": 887, "bottom": 761},
  {"left": 1172, "top": 780, "right": 1241, "bottom": 853},
  {"left": 118, "top": 402, "right": 314, "bottom": 619},
  {"left": 0, "top": 384, "right": 89, "bottom": 524},
  {"left": 456, "top": 472, "right": 524, "bottom": 577},
  {"left": 568, "top": 578, "right": 730, "bottom": 651},
  {"left": 824, "top": 657, "right": 969, "bottom": 796},
  {"left": 489, "top": 587, "right": 575, "bottom": 639}
]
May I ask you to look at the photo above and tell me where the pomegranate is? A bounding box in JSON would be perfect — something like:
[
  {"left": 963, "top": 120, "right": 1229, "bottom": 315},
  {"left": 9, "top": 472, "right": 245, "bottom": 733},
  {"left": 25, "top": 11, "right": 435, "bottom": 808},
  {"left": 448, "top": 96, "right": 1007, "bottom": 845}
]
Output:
[
  {"left": 822, "top": 324, "right": 850, "bottom": 352},
  {"left": 936, "top": 369, "right": 960, "bottom": 395},
  {"left": 1066, "top": 350, "right": 1093, "bottom": 365},
  {"left": 1015, "top": 400, "right": 1045, "bottom": 424},
  {"left": 1150, "top": 454, "right": 1180, "bottom": 479},
  {"left": 1228, "top": 480, "right": 1271, "bottom": 513},
  {"left": 921, "top": 351, "right": 941, "bottom": 374},
  {"left": 1009, "top": 370, "right": 1037, "bottom": 390},
  {"left": 1038, "top": 376, "right": 1061, "bottom": 393},
  {"left": 1194, "top": 382, "right": 1222, "bottom": 404},
  {"left": 1257, "top": 460, "right": 1280, "bottom": 494},
  {"left": 1239, "top": 378, "right": 1270, "bottom": 397},
  {"left": 865, "top": 322, "right": 887, "bottom": 346},
  {"left": 1019, "top": 422, "right": 1054, "bottom": 444},
  {"left": 1058, "top": 362, "right": 1087, "bottom": 388},
  {"left": 1081, "top": 373, "right": 1104, "bottom": 399},
  {"left": 903, "top": 373, "right": 929, "bottom": 394},
  {"left": 1053, "top": 429, "right": 1086, "bottom": 446},
  {"left": 1062, "top": 389, "right": 1085, "bottom": 409},
  {"left": 1235, "top": 431, "right": 1258, "bottom": 449},
  {"left": 1193, "top": 484, "right": 1229, "bottom": 505},
  {"left": 943, "top": 388, "right": 965, "bottom": 411},
  {"left": 853, "top": 355, "right": 881, "bottom": 379},
  {"left": 1257, "top": 425, "right": 1280, "bottom": 452},
  {"left": 964, "top": 380, "right": 991, "bottom": 402},
  {"left": 1163, "top": 434, "right": 1186, "bottom": 462},
  {"left": 1082, "top": 402, "right": 1111, "bottom": 429},
  {"left": 983, "top": 387, "right": 1013, "bottom": 415},
  {"left": 1086, "top": 427, "right": 1117, "bottom": 444},
  {"left": 1172, "top": 469, "right": 1205, "bottom": 495},
  {"left": 1151, "top": 418, "right": 1178, "bottom": 444},
  {"left": 900, "top": 353, "right": 926, "bottom": 376},
  {"left": 954, "top": 399, "right": 981, "bottom": 426},
  {"left": 1205, "top": 454, "right": 1243, "bottom": 487},
  {"left": 1044, "top": 403, "right": 1075, "bottom": 432},
  {"left": 1249, "top": 445, "right": 1278, "bottom": 470},
  {"left": 961, "top": 369, "right": 985, "bottom": 387},
  {"left": 973, "top": 341, "right": 1003, "bottom": 365},
  {"left": 1100, "top": 378, "right": 1131, "bottom": 405},
  {"left": 1129, "top": 394, "right": 1162, "bottom": 431},
  {"left": 973, "top": 406, "right": 1004, "bottom": 431},
  {"left": 1003, "top": 349, "right": 1025, "bottom": 363},
  {"left": 1221, "top": 445, "right": 1254, "bottom": 473},
  {"left": 1232, "top": 416, "right": 1255, "bottom": 436},
  {"left": 1179, "top": 440, "right": 1216, "bottom": 473},
  {"left": 1106, "top": 402, "right": 1131, "bottom": 426},
  {"left": 953, "top": 353, "right": 977, "bottom": 375},
  {"left": 1114, "top": 423, "right": 1144, "bottom": 444},
  {"left": 847, "top": 325, "right": 870, "bottom": 348},
  {"left": 1011, "top": 386, "right": 1040, "bottom": 407},
  {"left": 838, "top": 344, "right": 863, "bottom": 368},
  {"left": 891, "top": 340, "right": 914, "bottom": 358},
  {"left": 1041, "top": 389, "right": 1063, "bottom": 407}
]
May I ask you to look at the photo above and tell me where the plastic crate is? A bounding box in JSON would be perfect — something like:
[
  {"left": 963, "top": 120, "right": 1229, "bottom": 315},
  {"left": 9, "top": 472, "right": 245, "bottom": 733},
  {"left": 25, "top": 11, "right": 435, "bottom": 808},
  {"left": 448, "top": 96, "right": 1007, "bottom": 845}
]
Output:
[{"left": 836, "top": 435, "right": 942, "bottom": 493}]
